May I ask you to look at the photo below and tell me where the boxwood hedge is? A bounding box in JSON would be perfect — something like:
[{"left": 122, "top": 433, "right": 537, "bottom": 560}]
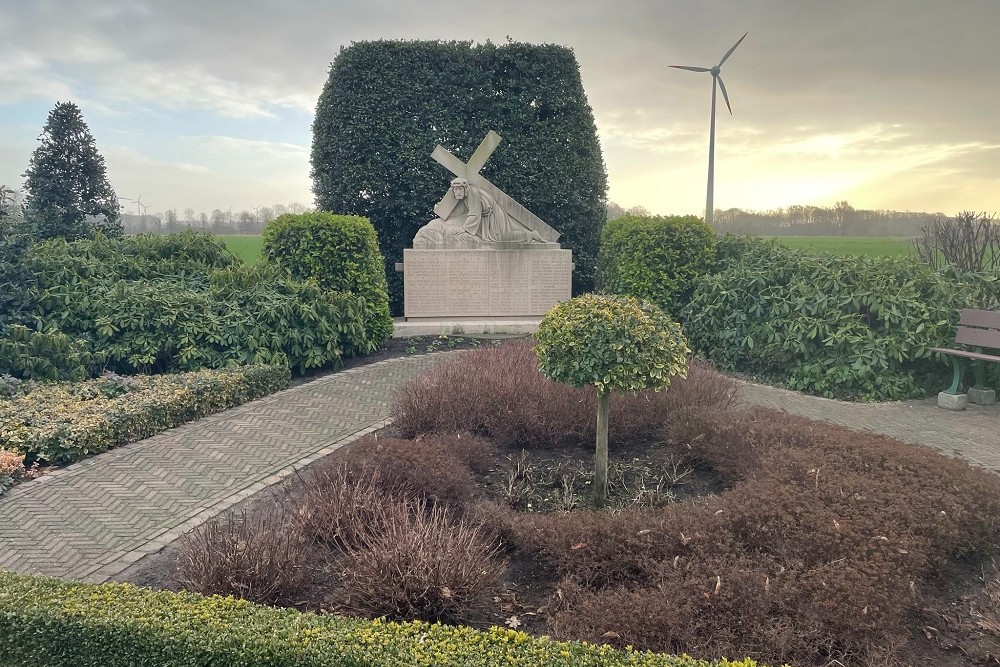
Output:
[
  {"left": 0, "top": 571, "right": 762, "bottom": 667},
  {"left": 0, "top": 365, "right": 290, "bottom": 466}
]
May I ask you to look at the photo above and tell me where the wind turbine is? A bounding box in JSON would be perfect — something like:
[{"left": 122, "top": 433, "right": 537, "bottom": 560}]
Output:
[{"left": 670, "top": 32, "right": 747, "bottom": 227}]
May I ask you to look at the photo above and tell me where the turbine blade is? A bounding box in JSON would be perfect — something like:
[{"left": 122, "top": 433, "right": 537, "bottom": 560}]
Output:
[
  {"left": 718, "top": 32, "right": 748, "bottom": 66},
  {"left": 669, "top": 65, "right": 711, "bottom": 72},
  {"left": 717, "top": 76, "right": 733, "bottom": 114}
]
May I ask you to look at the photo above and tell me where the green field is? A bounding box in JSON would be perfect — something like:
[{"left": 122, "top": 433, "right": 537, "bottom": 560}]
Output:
[
  {"left": 218, "top": 235, "right": 264, "bottom": 264},
  {"left": 771, "top": 236, "right": 911, "bottom": 257},
  {"left": 217, "top": 234, "right": 914, "bottom": 264}
]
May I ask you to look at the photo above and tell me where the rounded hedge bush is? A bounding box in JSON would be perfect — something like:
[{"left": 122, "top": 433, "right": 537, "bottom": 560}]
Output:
[
  {"left": 597, "top": 214, "right": 715, "bottom": 316},
  {"left": 262, "top": 212, "right": 392, "bottom": 351}
]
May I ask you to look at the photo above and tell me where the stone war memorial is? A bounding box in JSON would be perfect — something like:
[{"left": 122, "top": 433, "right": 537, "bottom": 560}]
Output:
[{"left": 397, "top": 130, "right": 572, "bottom": 334}]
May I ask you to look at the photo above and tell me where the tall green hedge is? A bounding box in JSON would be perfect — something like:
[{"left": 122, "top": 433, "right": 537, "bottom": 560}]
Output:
[
  {"left": 312, "top": 40, "right": 608, "bottom": 313},
  {"left": 262, "top": 212, "right": 392, "bottom": 350},
  {"left": 598, "top": 215, "right": 716, "bottom": 316},
  {"left": 0, "top": 571, "right": 759, "bottom": 667}
]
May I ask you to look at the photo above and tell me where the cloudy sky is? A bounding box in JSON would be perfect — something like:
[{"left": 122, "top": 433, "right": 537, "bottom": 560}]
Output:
[{"left": 2, "top": 0, "right": 998, "bottom": 219}]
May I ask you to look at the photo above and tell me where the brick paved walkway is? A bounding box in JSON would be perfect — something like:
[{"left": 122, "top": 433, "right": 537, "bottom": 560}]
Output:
[
  {"left": 2, "top": 350, "right": 996, "bottom": 584},
  {"left": 0, "top": 354, "right": 454, "bottom": 583}
]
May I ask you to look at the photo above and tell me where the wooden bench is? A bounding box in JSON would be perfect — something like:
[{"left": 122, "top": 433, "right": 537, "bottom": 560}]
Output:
[{"left": 930, "top": 308, "right": 1000, "bottom": 406}]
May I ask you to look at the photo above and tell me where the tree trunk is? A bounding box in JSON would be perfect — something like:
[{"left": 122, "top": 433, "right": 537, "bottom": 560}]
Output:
[{"left": 593, "top": 390, "right": 610, "bottom": 505}]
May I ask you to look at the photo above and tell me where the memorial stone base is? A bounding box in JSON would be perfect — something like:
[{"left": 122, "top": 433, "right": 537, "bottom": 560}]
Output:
[{"left": 401, "top": 248, "right": 572, "bottom": 331}]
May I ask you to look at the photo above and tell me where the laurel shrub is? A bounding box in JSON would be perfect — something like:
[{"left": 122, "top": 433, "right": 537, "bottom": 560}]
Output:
[
  {"left": 681, "top": 235, "right": 1000, "bottom": 399},
  {"left": 13, "top": 232, "right": 369, "bottom": 375}
]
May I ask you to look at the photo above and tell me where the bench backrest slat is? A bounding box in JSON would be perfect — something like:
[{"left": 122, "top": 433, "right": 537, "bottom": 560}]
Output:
[
  {"left": 956, "top": 325, "right": 1000, "bottom": 349},
  {"left": 960, "top": 309, "right": 1000, "bottom": 329}
]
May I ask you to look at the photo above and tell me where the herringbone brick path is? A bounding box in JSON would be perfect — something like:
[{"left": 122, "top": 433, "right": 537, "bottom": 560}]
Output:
[{"left": 0, "top": 353, "right": 455, "bottom": 583}]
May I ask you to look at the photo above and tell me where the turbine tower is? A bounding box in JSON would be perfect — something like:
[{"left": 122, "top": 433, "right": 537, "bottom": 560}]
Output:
[{"left": 670, "top": 32, "right": 747, "bottom": 227}]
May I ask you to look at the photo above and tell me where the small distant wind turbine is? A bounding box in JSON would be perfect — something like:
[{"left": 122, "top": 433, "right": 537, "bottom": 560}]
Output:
[{"left": 670, "top": 32, "right": 747, "bottom": 227}]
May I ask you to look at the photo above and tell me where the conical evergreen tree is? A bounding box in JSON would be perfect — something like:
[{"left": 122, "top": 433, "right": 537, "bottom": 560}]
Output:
[{"left": 22, "top": 102, "right": 122, "bottom": 240}]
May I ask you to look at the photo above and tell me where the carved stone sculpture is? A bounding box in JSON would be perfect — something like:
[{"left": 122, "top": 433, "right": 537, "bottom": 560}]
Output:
[
  {"left": 412, "top": 130, "right": 560, "bottom": 249},
  {"left": 414, "top": 178, "right": 547, "bottom": 247}
]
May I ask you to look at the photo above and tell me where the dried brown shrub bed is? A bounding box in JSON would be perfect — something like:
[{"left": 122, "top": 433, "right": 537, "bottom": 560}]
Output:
[{"left": 161, "top": 340, "right": 1000, "bottom": 667}]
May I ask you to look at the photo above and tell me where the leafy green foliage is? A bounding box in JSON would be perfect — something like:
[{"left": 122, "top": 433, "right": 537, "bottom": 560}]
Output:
[
  {"left": 312, "top": 40, "right": 608, "bottom": 312},
  {"left": 681, "top": 236, "right": 1000, "bottom": 400},
  {"left": 536, "top": 294, "right": 690, "bottom": 395},
  {"left": 12, "top": 232, "right": 369, "bottom": 376},
  {"left": 0, "top": 570, "right": 756, "bottom": 667},
  {"left": 0, "top": 324, "right": 104, "bottom": 381},
  {"left": 598, "top": 214, "right": 715, "bottom": 315},
  {"left": 0, "top": 365, "right": 290, "bottom": 466},
  {"left": 0, "top": 187, "right": 33, "bottom": 327},
  {"left": 262, "top": 212, "right": 392, "bottom": 351},
  {"left": 22, "top": 102, "right": 122, "bottom": 241},
  {"left": 24, "top": 229, "right": 236, "bottom": 282}
]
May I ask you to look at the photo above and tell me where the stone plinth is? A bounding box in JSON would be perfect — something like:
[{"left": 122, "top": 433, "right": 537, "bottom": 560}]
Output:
[{"left": 402, "top": 247, "right": 572, "bottom": 319}]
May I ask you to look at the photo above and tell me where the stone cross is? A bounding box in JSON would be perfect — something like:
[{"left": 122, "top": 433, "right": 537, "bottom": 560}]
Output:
[{"left": 431, "top": 130, "right": 559, "bottom": 243}]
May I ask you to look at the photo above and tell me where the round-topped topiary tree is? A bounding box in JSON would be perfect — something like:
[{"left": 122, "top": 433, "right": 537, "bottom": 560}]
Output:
[{"left": 535, "top": 293, "right": 690, "bottom": 504}]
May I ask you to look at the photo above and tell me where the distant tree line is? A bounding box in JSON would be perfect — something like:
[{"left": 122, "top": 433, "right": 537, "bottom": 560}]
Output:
[
  {"left": 607, "top": 200, "right": 949, "bottom": 237},
  {"left": 709, "top": 201, "right": 947, "bottom": 237},
  {"left": 119, "top": 203, "right": 313, "bottom": 235}
]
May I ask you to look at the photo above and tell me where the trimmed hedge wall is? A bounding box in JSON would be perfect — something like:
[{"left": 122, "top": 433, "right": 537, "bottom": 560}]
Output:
[
  {"left": 0, "top": 365, "right": 290, "bottom": 466},
  {"left": 0, "top": 571, "right": 760, "bottom": 667},
  {"left": 598, "top": 215, "right": 715, "bottom": 316},
  {"left": 262, "top": 212, "right": 393, "bottom": 351},
  {"left": 312, "top": 40, "right": 608, "bottom": 313},
  {"left": 680, "top": 235, "right": 1000, "bottom": 400}
]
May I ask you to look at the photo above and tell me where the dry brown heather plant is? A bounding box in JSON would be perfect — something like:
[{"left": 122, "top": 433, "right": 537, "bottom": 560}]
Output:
[
  {"left": 509, "top": 408, "right": 1000, "bottom": 666},
  {"left": 347, "top": 433, "right": 495, "bottom": 507},
  {"left": 339, "top": 499, "right": 506, "bottom": 623},
  {"left": 176, "top": 506, "right": 313, "bottom": 607},
  {"left": 392, "top": 339, "right": 736, "bottom": 450},
  {"left": 294, "top": 458, "right": 403, "bottom": 550},
  {"left": 972, "top": 571, "right": 1000, "bottom": 636}
]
